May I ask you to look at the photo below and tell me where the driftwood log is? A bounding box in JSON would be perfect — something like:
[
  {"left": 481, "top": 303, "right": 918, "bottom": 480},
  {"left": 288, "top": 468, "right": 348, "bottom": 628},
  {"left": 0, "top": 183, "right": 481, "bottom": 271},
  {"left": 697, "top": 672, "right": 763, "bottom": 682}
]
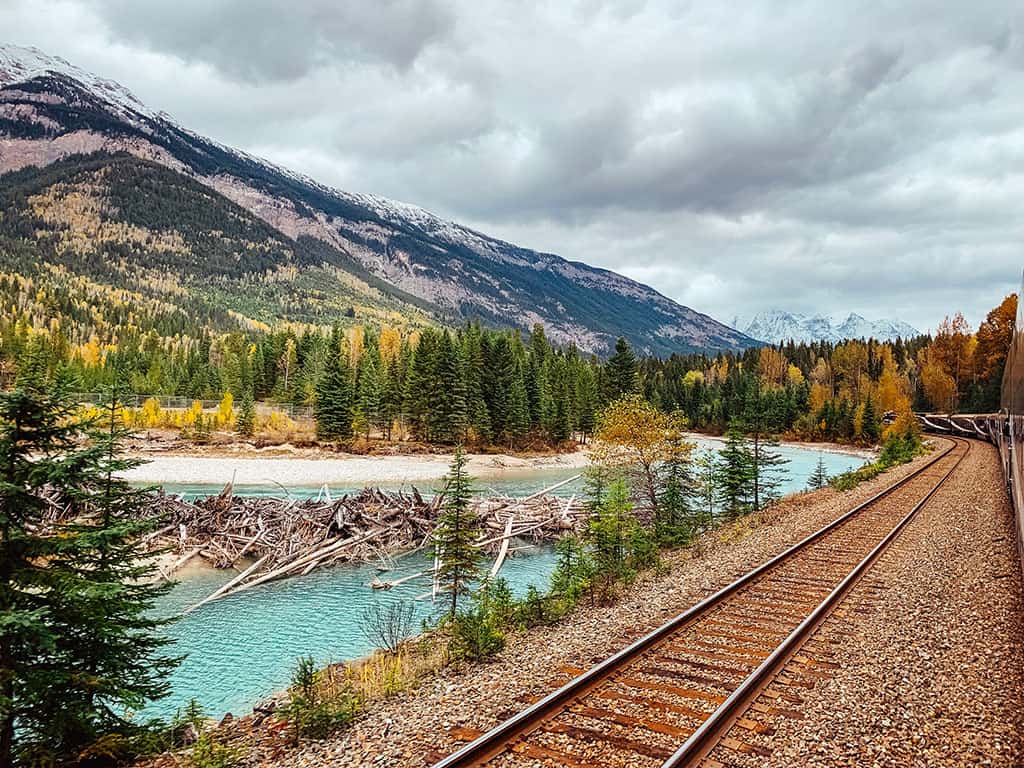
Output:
[{"left": 39, "top": 475, "right": 588, "bottom": 609}]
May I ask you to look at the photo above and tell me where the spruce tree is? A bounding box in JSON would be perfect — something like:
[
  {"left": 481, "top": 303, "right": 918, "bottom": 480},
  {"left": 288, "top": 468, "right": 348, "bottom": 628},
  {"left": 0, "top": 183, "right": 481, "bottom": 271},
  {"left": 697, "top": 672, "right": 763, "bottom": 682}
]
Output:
[
  {"left": 432, "top": 447, "right": 481, "bottom": 618},
  {"left": 355, "top": 346, "right": 382, "bottom": 438},
  {"left": 861, "top": 394, "right": 880, "bottom": 443},
  {"left": 315, "top": 331, "right": 353, "bottom": 441},
  {"left": 717, "top": 420, "right": 755, "bottom": 519},
  {"left": 431, "top": 332, "right": 467, "bottom": 444},
  {"left": 461, "top": 325, "right": 491, "bottom": 444},
  {"left": 236, "top": 385, "right": 256, "bottom": 437},
  {"left": 381, "top": 357, "right": 404, "bottom": 440},
  {"left": 0, "top": 380, "right": 178, "bottom": 765},
  {"left": 507, "top": 360, "right": 531, "bottom": 446},
  {"left": 745, "top": 386, "right": 789, "bottom": 510},
  {"left": 807, "top": 453, "right": 830, "bottom": 490},
  {"left": 604, "top": 337, "right": 639, "bottom": 402},
  {"left": 656, "top": 435, "right": 697, "bottom": 545},
  {"left": 404, "top": 330, "right": 438, "bottom": 441}
]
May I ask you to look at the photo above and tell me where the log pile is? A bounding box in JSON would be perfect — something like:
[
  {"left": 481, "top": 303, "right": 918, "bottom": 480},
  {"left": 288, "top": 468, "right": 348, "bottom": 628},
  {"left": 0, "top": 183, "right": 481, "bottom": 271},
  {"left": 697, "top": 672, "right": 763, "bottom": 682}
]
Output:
[
  {"left": 36, "top": 474, "right": 589, "bottom": 608},
  {"left": 146, "top": 486, "right": 441, "bottom": 576},
  {"left": 158, "top": 475, "right": 588, "bottom": 606}
]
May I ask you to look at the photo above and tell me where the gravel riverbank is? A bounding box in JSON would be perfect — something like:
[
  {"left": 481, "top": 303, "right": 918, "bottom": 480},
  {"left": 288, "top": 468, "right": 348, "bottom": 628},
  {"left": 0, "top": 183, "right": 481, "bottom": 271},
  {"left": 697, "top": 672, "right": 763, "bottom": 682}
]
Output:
[{"left": 259, "top": 445, "right": 947, "bottom": 768}]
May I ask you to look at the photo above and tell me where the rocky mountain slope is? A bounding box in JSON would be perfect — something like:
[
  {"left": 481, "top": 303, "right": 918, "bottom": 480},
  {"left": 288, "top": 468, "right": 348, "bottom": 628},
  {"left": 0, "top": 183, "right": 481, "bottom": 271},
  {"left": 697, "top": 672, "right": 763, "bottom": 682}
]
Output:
[
  {"left": 0, "top": 44, "right": 757, "bottom": 356},
  {"left": 737, "top": 309, "right": 920, "bottom": 344}
]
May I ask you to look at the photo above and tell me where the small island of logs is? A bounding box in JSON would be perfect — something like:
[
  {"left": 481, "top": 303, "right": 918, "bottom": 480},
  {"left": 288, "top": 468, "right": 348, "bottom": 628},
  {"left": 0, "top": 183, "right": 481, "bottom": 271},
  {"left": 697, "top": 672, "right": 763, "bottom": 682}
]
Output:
[{"left": 136, "top": 475, "right": 587, "bottom": 610}]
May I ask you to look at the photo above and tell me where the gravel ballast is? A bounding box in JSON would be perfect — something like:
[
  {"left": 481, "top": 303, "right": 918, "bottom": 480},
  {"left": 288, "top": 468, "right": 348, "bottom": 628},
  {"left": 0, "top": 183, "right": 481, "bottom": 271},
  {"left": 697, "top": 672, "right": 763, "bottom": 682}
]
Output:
[
  {"left": 267, "top": 446, "right": 973, "bottom": 768},
  {"left": 706, "top": 438, "right": 1024, "bottom": 768}
]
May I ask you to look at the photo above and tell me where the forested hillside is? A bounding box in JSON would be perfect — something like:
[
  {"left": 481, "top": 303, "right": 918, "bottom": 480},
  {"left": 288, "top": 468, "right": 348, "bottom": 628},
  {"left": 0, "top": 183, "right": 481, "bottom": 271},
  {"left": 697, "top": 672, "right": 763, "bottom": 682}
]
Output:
[
  {"left": 4, "top": 288, "right": 1012, "bottom": 450},
  {"left": 0, "top": 46, "right": 759, "bottom": 356}
]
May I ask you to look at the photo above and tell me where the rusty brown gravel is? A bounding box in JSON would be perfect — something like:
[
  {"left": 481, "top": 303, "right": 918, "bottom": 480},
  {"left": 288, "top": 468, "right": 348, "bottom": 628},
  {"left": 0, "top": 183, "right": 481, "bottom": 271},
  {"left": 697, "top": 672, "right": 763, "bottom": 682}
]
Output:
[{"left": 256, "top": 447, "right": 960, "bottom": 768}]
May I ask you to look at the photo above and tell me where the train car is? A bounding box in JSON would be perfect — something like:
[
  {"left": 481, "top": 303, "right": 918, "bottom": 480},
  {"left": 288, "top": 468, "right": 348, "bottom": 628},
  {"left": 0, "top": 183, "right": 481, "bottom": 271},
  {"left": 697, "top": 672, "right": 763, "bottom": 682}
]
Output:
[{"left": 919, "top": 272, "right": 1022, "bottom": 578}]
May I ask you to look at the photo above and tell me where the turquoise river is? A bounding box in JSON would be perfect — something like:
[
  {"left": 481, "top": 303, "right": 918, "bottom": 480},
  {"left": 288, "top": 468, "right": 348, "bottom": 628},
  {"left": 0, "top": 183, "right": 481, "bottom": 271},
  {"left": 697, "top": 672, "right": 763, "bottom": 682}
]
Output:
[{"left": 143, "top": 440, "right": 864, "bottom": 721}]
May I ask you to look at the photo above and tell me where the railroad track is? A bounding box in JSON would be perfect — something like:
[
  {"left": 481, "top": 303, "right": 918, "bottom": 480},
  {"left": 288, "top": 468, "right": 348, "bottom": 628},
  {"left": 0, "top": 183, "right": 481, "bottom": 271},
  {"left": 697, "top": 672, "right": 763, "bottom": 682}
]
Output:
[{"left": 431, "top": 437, "right": 971, "bottom": 768}]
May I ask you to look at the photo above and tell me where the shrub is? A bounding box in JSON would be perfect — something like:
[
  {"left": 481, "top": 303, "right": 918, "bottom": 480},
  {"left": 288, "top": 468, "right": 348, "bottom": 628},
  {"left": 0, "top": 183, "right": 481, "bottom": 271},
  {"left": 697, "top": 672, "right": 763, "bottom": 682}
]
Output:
[
  {"left": 280, "top": 655, "right": 360, "bottom": 742},
  {"left": 189, "top": 733, "right": 243, "bottom": 768},
  {"left": 447, "top": 588, "right": 506, "bottom": 662},
  {"left": 360, "top": 600, "right": 416, "bottom": 654}
]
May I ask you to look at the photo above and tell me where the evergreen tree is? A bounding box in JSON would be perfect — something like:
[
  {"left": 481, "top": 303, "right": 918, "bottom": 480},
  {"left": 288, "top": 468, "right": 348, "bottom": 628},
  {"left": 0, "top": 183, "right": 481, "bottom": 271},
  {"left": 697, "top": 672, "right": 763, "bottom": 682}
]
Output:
[
  {"left": 807, "top": 453, "right": 830, "bottom": 490},
  {"left": 461, "top": 325, "right": 491, "bottom": 444},
  {"left": 693, "top": 449, "right": 719, "bottom": 523},
  {"left": 656, "top": 435, "right": 697, "bottom": 545},
  {"left": 575, "top": 360, "right": 600, "bottom": 443},
  {"left": 745, "top": 385, "right": 789, "bottom": 511},
  {"left": 431, "top": 332, "right": 467, "bottom": 444},
  {"left": 861, "top": 394, "right": 880, "bottom": 443},
  {"left": 604, "top": 337, "right": 639, "bottom": 402},
  {"left": 404, "top": 330, "right": 439, "bottom": 441},
  {"left": 315, "top": 330, "right": 353, "bottom": 441},
  {"left": 717, "top": 420, "right": 755, "bottom": 519},
  {"left": 355, "top": 346, "right": 382, "bottom": 439},
  {"left": 236, "top": 385, "right": 256, "bottom": 437},
  {"left": 483, "top": 336, "right": 515, "bottom": 440},
  {"left": 381, "top": 357, "right": 404, "bottom": 440},
  {"left": 0, "top": 381, "right": 178, "bottom": 765},
  {"left": 507, "top": 360, "right": 531, "bottom": 445},
  {"left": 432, "top": 447, "right": 481, "bottom": 618}
]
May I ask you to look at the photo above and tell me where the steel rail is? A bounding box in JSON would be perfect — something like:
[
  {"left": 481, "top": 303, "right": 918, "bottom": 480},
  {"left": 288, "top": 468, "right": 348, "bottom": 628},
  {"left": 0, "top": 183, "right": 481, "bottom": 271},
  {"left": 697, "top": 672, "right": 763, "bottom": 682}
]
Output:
[
  {"left": 661, "top": 436, "right": 970, "bottom": 767},
  {"left": 429, "top": 437, "right": 961, "bottom": 768}
]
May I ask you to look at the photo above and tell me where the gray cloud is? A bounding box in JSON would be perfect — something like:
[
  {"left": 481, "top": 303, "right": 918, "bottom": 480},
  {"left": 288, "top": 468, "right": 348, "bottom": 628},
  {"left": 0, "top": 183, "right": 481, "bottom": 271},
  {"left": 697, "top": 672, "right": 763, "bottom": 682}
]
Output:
[
  {"left": 81, "top": 0, "right": 455, "bottom": 81},
  {"left": 5, "top": 0, "right": 1024, "bottom": 331}
]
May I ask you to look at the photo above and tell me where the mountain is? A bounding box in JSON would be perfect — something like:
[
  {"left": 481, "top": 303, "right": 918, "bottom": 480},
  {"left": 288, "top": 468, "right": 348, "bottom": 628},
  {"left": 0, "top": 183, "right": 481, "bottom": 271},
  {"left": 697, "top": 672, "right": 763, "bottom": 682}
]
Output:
[
  {"left": 737, "top": 310, "right": 920, "bottom": 345},
  {"left": 0, "top": 44, "right": 757, "bottom": 356}
]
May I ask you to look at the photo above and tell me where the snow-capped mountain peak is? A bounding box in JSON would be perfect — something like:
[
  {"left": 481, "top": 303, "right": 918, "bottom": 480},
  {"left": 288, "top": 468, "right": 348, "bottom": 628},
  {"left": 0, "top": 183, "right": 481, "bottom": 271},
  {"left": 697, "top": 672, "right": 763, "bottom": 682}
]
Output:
[
  {"left": 0, "top": 44, "right": 158, "bottom": 122},
  {"left": 740, "top": 310, "right": 919, "bottom": 344}
]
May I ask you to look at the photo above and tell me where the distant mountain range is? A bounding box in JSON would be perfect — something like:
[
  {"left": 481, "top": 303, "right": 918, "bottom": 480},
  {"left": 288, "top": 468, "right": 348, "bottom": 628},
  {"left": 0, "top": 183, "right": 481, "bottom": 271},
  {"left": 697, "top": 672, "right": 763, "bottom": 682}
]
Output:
[
  {"left": 0, "top": 44, "right": 759, "bottom": 356},
  {"left": 736, "top": 310, "right": 920, "bottom": 344}
]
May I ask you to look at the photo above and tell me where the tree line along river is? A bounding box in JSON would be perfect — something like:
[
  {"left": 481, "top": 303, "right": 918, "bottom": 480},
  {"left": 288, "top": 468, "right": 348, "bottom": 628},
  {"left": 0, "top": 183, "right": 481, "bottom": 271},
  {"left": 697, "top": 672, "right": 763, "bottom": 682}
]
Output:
[{"left": 142, "top": 441, "right": 863, "bottom": 720}]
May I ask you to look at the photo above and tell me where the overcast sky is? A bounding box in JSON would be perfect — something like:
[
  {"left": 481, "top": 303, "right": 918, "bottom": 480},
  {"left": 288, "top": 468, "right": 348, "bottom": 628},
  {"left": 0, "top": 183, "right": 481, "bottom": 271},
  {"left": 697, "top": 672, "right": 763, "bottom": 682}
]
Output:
[{"left": 6, "top": 0, "right": 1024, "bottom": 331}]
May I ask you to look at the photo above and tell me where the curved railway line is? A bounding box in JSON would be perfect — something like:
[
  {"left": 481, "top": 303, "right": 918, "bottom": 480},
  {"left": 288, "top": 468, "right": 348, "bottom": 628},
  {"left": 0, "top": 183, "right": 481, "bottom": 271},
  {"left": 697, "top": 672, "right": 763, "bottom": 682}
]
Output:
[{"left": 432, "top": 437, "right": 972, "bottom": 768}]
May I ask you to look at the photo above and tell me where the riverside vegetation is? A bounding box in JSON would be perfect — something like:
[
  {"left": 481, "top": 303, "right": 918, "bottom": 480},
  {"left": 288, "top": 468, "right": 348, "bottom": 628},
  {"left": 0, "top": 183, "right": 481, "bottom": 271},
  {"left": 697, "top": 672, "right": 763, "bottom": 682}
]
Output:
[
  {"left": 1, "top": 286, "right": 1014, "bottom": 451},
  {"left": 157, "top": 396, "right": 923, "bottom": 765},
  {"left": 0, "top": 370, "right": 925, "bottom": 766}
]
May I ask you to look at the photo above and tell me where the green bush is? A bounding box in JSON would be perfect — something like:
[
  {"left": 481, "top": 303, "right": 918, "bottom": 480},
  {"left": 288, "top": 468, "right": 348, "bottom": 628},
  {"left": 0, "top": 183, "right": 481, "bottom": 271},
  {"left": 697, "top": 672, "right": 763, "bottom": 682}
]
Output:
[
  {"left": 280, "top": 656, "right": 360, "bottom": 741},
  {"left": 448, "top": 588, "right": 506, "bottom": 661},
  {"left": 878, "top": 431, "right": 923, "bottom": 467},
  {"left": 830, "top": 431, "right": 923, "bottom": 491},
  {"left": 190, "top": 733, "right": 243, "bottom": 768}
]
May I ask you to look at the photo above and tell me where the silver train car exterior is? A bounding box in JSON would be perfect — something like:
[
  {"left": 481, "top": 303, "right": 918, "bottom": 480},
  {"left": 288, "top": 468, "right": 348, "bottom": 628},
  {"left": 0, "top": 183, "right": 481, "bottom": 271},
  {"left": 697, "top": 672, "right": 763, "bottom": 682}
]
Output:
[{"left": 918, "top": 279, "right": 1023, "bottom": 577}]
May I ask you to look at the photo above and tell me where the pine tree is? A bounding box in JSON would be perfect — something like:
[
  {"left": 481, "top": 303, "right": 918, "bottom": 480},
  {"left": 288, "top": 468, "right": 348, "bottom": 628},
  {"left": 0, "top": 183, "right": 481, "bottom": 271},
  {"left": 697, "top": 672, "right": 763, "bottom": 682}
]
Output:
[
  {"left": 807, "top": 453, "right": 830, "bottom": 490},
  {"left": 717, "top": 420, "right": 755, "bottom": 519},
  {"left": 693, "top": 449, "right": 719, "bottom": 524},
  {"left": 861, "top": 394, "right": 880, "bottom": 443},
  {"left": 431, "top": 332, "right": 467, "bottom": 444},
  {"left": 381, "top": 357, "right": 404, "bottom": 440},
  {"left": 355, "top": 346, "right": 382, "bottom": 439},
  {"left": 745, "top": 385, "right": 789, "bottom": 510},
  {"left": 432, "top": 447, "right": 481, "bottom": 618},
  {"left": 236, "top": 386, "right": 256, "bottom": 437},
  {"left": 507, "top": 360, "right": 531, "bottom": 445},
  {"left": 656, "top": 435, "right": 697, "bottom": 545},
  {"left": 461, "top": 325, "right": 491, "bottom": 444},
  {"left": 483, "top": 336, "right": 515, "bottom": 440},
  {"left": 315, "top": 331, "right": 353, "bottom": 441},
  {"left": 0, "top": 380, "right": 178, "bottom": 765},
  {"left": 604, "top": 337, "right": 639, "bottom": 402},
  {"left": 404, "top": 330, "right": 438, "bottom": 441}
]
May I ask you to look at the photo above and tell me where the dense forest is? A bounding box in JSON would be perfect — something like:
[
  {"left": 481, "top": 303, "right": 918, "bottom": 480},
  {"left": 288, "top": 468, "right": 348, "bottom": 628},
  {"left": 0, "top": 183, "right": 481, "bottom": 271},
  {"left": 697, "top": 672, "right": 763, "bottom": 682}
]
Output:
[{"left": 0, "top": 292, "right": 1014, "bottom": 448}]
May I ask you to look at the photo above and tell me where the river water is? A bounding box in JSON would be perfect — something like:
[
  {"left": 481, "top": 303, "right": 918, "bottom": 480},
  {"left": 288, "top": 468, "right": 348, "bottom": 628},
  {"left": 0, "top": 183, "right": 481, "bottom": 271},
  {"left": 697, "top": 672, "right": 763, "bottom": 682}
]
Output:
[{"left": 144, "top": 441, "right": 864, "bottom": 721}]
